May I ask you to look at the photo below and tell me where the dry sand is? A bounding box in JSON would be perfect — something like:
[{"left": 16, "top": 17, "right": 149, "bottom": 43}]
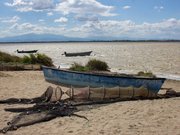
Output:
[{"left": 0, "top": 71, "right": 180, "bottom": 135}]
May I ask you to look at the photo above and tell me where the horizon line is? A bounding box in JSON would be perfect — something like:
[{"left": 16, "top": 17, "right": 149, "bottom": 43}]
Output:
[{"left": 0, "top": 39, "right": 180, "bottom": 44}]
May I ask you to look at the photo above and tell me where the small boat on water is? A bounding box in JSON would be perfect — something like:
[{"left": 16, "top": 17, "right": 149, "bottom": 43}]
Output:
[
  {"left": 42, "top": 66, "right": 166, "bottom": 94},
  {"left": 16, "top": 49, "right": 38, "bottom": 53},
  {"left": 63, "top": 51, "right": 92, "bottom": 57}
]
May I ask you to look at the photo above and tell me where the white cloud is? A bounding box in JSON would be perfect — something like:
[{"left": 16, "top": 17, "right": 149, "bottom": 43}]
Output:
[
  {"left": 8, "top": 23, "right": 43, "bottom": 35},
  {"left": 68, "top": 20, "right": 135, "bottom": 37},
  {"left": 17, "top": 7, "right": 33, "bottom": 12},
  {"left": 5, "top": 0, "right": 33, "bottom": 12},
  {"left": 160, "top": 6, "right": 164, "bottom": 9},
  {"left": 47, "top": 12, "right": 53, "bottom": 16},
  {"left": 54, "top": 17, "right": 68, "bottom": 23},
  {"left": 4, "top": 0, "right": 30, "bottom": 7},
  {"left": 123, "top": 5, "right": 131, "bottom": 10},
  {"left": 17, "top": 23, "right": 37, "bottom": 31},
  {"left": 2, "top": 18, "right": 180, "bottom": 39},
  {"left": 1, "top": 16, "right": 20, "bottom": 23},
  {"left": 5, "top": 0, "right": 54, "bottom": 12},
  {"left": 4, "top": 0, "right": 115, "bottom": 17},
  {"left": 75, "top": 15, "right": 99, "bottom": 22},
  {"left": 4, "top": 0, "right": 116, "bottom": 23},
  {"left": 67, "top": 18, "right": 180, "bottom": 39},
  {"left": 33, "top": 0, "right": 54, "bottom": 10},
  {"left": 154, "top": 6, "right": 164, "bottom": 12},
  {"left": 55, "top": 0, "right": 116, "bottom": 16},
  {"left": 38, "top": 19, "right": 44, "bottom": 22},
  {"left": 7, "top": 22, "right": 66, "bottom": 36}
]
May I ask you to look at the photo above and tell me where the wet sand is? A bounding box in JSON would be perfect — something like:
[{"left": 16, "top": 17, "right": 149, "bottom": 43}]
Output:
[{"left": 0, "top": 71, "right": 180, "bottom": 135}]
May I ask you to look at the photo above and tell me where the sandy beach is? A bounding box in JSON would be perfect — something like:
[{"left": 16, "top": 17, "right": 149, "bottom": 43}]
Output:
[{"left": 0, "top": 71, "right": 180, "bottom": 135}]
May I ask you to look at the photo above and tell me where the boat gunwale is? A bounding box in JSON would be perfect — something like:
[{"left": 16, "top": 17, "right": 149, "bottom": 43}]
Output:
[
  {"left": 64, "top": 51, "right": 92, "bottom": 57},
  {"left": 42, "top": 66, "right": 166, "bottom": 81},
  {"left": 17, "top": 50, "right": 38, "bottom": 53},
  {"left": 65, "top": 51, "right": 92, "bottom": 55}
]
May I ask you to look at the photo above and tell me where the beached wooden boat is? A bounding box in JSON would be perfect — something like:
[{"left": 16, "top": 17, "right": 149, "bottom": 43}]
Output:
[
  {"left": 17, "top": 49, "right": 38, "bottom": 53},
  {"left": 63, "top": 51, "right": 92, "bottom": 57},
  {"left": 42, "top": 66, "right": 166, "bottom": 93}
]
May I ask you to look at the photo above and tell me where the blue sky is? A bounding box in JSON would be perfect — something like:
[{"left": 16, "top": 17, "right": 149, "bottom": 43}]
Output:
[{"left": 0, "top": 0, "right": 180, "bottom": 39}]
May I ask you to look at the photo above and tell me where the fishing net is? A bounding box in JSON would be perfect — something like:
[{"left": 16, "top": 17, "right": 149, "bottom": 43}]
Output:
[
  {"left": 0, "top": 85, "right": 158, "bottom": 105},
  {"left": 1, "top": 85, "right": 179, "bottom": 134},
  {"left": 0, "top": 86, "right": 60, "bottom": 104},
  {"left": 66, "top": 86, "right": 158, "bottom": 101}
]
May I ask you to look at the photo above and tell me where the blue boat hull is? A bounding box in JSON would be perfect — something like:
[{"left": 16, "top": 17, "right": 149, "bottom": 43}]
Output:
[{"left": 42, "top": 66, "right": 166, "bottom": 93}]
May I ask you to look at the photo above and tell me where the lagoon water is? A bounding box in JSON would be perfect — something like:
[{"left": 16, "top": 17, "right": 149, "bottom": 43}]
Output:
[{"left": 0, "top": 42, "right": 180, "bottom": 80}]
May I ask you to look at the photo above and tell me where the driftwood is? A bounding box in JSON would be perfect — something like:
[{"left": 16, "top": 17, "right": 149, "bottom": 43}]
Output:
[{"left": 0, "top": 102, "right": 88, "bottom": 134}]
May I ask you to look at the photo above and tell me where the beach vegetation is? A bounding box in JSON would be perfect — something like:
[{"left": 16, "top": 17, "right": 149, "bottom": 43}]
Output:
[
  {"left": 69, "top": 63, "right": 89, "bottom": 71},
  {"left": 137, "top": 71, "right": 156, "bottom": 77},
  {"left": 0, "top": 51, "right": 54, "bottom": 67},
  {"left": 0, "top": 51, "right": 21, "bottom": 63},
  {"left": 22, "top": 53, "right": 54, "bottom": 66},
  {"left": 36, "top": 53, "right": 54, "bottom": 66},
  {"left": 69, "top": 59, "right": 109, "bottom": 72},
  {"left": 22, "top": 55, "right": 31, "bottom": 63},
  {"left": 29, "top": 54, "right": 37, "bottom": 64},
  {"left": 86, "top": 59, "right": 109, "bottom": 71}
]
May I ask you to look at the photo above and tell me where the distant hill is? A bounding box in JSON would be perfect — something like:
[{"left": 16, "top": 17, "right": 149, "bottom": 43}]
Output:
[
  {"left": 0, "top": 33, "right": 179, "bottom": 43},
  {"left": 0, "top": 33, "right": 87, "bottom": 42},
  {"left": 0, "top": 33, "right": 135, "bottom": 42}
]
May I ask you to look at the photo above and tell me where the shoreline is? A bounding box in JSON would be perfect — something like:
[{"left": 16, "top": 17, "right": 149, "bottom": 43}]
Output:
[
  {"left": 110, "top": 68, "right": 180, "bottom": 81},
  {"left": 1, "top": 40, "right": 180, "bottom": 44},
  {"left": 0, "top": 71, "right": 180, "bottom": 135}
]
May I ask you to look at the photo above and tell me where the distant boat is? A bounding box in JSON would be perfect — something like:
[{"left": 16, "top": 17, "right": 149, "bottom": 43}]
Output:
[
  {"left": 42, "top": 66, "right": 166, "bottom": 94},
  {"left": 16, "top": 49, "right": 38, "bottom": 53},
  {"left": 63, "top": 51, "right": 92, "bottom": 57}
]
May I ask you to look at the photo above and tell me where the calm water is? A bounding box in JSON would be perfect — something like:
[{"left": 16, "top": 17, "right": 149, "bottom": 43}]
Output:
[{"left": 0, "top": 42, "right": 180, "bottom": 80}]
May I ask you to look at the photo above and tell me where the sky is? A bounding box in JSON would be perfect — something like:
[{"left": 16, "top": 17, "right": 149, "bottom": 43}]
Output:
[{"left": 0, "top": 0, "right": 180, "bottom": 40}]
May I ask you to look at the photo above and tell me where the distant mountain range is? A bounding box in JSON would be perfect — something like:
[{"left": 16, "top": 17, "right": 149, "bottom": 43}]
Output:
[
  {"left": 0, "top": 33, "right": 179, "bottom": 42},
  {"left": 0, "top": 33, "right": 87, "bottom": 42}
]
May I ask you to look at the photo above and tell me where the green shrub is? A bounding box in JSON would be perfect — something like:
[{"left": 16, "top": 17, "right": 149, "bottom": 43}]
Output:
[
  {"left": 137, "top": 71, "right": 156, "bottom": 77},
  {"left": 86, "top": 59, "right": 109, "bottom": 71},
  {"left": 0, "top": 51, "right": 22, "bottom": 63},
  {"left": 69, "top": 59, "right": 109, "bottom": 71},
  {"left": 21, "top": 53, "right": 54, "bottom": 66},
  {"left": 29, "top": 54, "right": 37, "bottom": 64},
  {"left": 36, "top": 53, "right": 54, "bottom": 66},
  {"left": 69, "top": 63, "right": 89, "bottom": 71},
  {"left": 22, "top": 55, "right": 31, "bottom": 64},
  {"left": 0, "top": 51, "right": 54, "bottom": 67}
]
